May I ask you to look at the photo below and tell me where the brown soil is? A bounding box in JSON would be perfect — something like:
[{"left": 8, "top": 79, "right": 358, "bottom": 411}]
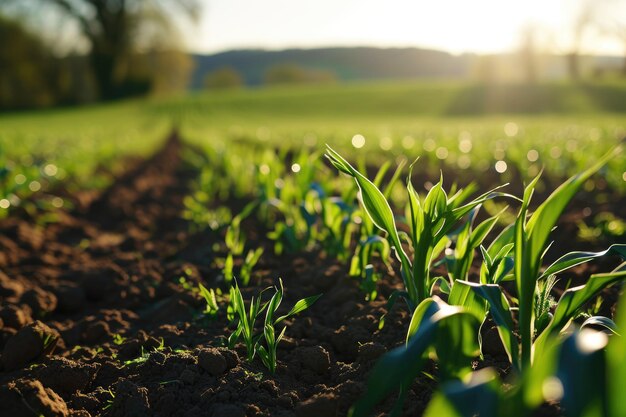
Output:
[{"left": 0, "top": 133, "right": 624, "bottom": 417}]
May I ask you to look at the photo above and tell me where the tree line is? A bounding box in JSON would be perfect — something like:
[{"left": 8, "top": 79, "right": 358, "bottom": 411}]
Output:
[
  {"left": 204, "top": 64, "right": 337, "bottom": 90},
  {"left": 0, "top": 0, "right": 198, "bottom": 111}
]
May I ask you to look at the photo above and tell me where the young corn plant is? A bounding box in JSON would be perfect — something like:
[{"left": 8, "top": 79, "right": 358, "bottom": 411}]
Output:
[
  {"left": 457, "top": 146, "right": 626, "bottom": 370},
  {"left": 439, "top": 205, "right": 503, "bottom": 291},
  {"left": 257, "top": 279, "right": 322, "bottom": 373},
  {"left": 349, "top": 160, "right": 404, "bottom": 299},
  {"left": 325, "top": 146, "right": 510, "bottom": 308},
  {"left": 221, "top": 202, "right": 260, "bottom": 283},
  {"left": 350, "top": 240, "right": 391, "bottom": 301},
  {"left": 225, "top": 201, "right": 257, "bottom": 257},
  {"left": 240, "top": 247, "right": 264, "bottom": 286},
  {"left": 356, "top": 260, "right": 625, "bottom": 417},
  {"left": 350, "top": 296, "right": 481, "bottom": 417},
  {"left": 314, "top": 194, "right": 358, "bottom": 260},
  {"left": 422, "top": 323, "right": 614, "bottom": 417},
  {"left": 478, "top": 224, "right": 515, "bottom": 285},
  {"left": 227, "top": 280, "right": 321, "bottom": 371},
  {"left": 227, "top": 283, "right": 270, "bottom": 360},
  {"left": 198, "top": 283, "right": 219, "bottom": 320}
]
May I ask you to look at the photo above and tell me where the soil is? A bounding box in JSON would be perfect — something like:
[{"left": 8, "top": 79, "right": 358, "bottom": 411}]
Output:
[{"left": 0, "top": 133, "right": 624, "bottom": 417}]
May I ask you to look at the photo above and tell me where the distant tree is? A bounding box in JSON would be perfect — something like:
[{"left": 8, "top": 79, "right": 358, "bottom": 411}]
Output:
[
  {"left": 126, "top": 49, "right": 195, "bottom": 95},
  {"left": 204, "top": 66, "right": 244, "bottom": 90},
  {"left": 265, "top": 64, "right": 308, "bottom": 84},
  {"left": 567, "top": 1, "right": 594, "bottom": 81},
  {"left": 0, "top": 15, "right": 62, "bottom": 109},
  {"left": 518, "top": 25, "right": 538, "bottom": 83},
  {"left": 1, "top": 0, "right": 199, "bottom": 100},
  {"left": 603, "top": 23, "right": 626, "bottom": 77},
  {"left": 574, "top": 0, "right": 626, "bottom": 78},
  {"left": 617, "top": 26, "right": 626, "bottom": 76},
  {"left": 264, "top": 64, "right": 336, "bottom": 85}
]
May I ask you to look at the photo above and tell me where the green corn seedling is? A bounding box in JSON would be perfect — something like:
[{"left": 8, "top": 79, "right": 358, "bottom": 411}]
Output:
[
  {"left": 240, "top": 247, "right": 264, "bottom": 286},
  {"left": 350, "top": 296, "right": 480, "bottom": 417},
  {"left": 228, "top": 279, "right": 321, "bottom": 370},
  {"left": 257, "top": 278, "right": 321, "bottom": 373},
  {"left": 198, "top": 283, "right": 219, "bottom": 320},
  {"left": 223, "top": 253, "right": 234, "bottom": 282},
  {"left": 457, "top": 145, "right": 625, "bottom": 370},
  {"left": 441, "top": 205, "right": 502, "bottom": 287},
  {"left": 478, "top": 225, "right": 515, "bottom": 285},
  {"left": 422, "top": 311, "right": 619, "bottom": 417},
  {"left": 349, "top": 160, "right": 404, "bottom": 296},
  {"left": 228, "top": 283, "right": 271, "bottom": 361},
  {"left": 225, "top": 201, "right": 257, "bottom": 256},
  {"left": 326, "top": 145, "right": 510, "bottom": 307}
]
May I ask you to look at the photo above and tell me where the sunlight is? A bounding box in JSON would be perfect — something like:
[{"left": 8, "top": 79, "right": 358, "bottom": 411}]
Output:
[{"left": 190, "top": 0, "right": 625, "bottom": 55}]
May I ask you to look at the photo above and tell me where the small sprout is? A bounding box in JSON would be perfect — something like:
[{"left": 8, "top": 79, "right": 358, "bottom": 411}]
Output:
[
  {"left": 102, "top": 389, "right": 115, "bottom": 411},
  {"left": 198, "top": 283, "right": 219, "bottom": 319},
  {"left": 112, "top": 334, "right": 126, "bottom": 346},
  {"left": 228, "top": 278, "right": 321, "bottom": 373}
]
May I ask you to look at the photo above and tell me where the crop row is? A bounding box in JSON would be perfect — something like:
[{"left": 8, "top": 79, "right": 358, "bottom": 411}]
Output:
[{"left": 180, "top": 134, "right": 625, "bottom": 416}]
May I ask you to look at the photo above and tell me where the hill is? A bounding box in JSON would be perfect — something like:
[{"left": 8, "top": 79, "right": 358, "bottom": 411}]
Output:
[
  {"left": 190, "top": 47, "right": 473, "bottom": 89},
  {"left": 190, "top": 47, "right": 625, "bottom": 90}
]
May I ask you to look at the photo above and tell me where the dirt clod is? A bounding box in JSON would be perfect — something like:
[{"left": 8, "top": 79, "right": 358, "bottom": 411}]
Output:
[
  {"left": 37, "top": 357, "right": 97, "bottom": 397},
  {"left": 53, "top": 284, "right": 86, "bottom": 313},
  {"left": 81, "top": 267, "right": 120, "bottom": 301},
  {"left": 197, "top": 347, "right": 227, "bottom": 376},
  {"left": 0, "top": 271, "right": 23, "bottom": 298},
  {"left": 179, "top": 368, "right": 197, "bottom": 385},
  {"left": 0, "top": 305, "right": 31, "bottom": 330},
  {"left": 2, "top": 320, "right": 59, "bottom": 370},
  {"left": 357, "top": 341, "right": 387, "bottom": 362},
  {"left": 82, "top": 320, "right": 111, "bottom": 344},
  {"left": 0, "top": 378, "right": 68, "bottom": 417},
  {"left": 211, "top": 403, "right": 246, "bottom": 417},
  {"left": 21, "top": 287, "right": 58, "bottom": 317},
  {"left": 297, "top": 345, "right": 331, "bottom": 374},
  {"left": 296, "top": 393, "right": 338, "bottom": 417},
  {"left": 108, "top": 380, "right": 150, "bottom": 417}
]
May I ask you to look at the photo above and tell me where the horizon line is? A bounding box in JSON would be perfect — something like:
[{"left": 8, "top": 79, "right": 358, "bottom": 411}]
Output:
[{"left": 186, "top": 44, "right": 624, "bottom": 59}]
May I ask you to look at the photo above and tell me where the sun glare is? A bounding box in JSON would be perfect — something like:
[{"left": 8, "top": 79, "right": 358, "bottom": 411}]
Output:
[{"left": 191, "top": 0, "right": 624, "bottom": 55}]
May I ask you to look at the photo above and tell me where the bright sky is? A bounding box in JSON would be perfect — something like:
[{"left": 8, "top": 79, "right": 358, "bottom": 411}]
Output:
[{"left": 182, "top": 0, "right": 626, "bottom": 55}]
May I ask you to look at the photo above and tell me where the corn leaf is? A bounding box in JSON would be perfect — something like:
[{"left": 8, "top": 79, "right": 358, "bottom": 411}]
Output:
[
  {"left": 487, "top": 224, "right": 515, "bottom": 259},
  {"left": 275, "top": 293, "right": 322, "bottom": 324},
  {"left": 526, "top": 149, "right": 619, "bottom": 271},
  {"left": 351, "top": 298, "right": 476, "bottom": 417},
  {"left": 424, "top": 369, "right": 502, "bottom": 417},
  {"left": 548, "top": 269, "right": 626, "bottom": 334},
  {"left": 265, "top": 280, "right": 283, "bottom": 325},
  {"left": 458, "top": 280, "right": 519, "bottom": 369},
  {"left": 326, "top": 145, "right": 414, "bottom": 299},
  {"left": 581, "top": 316, "right": 619, "bottom": 336},
  {"left": 515, "top": 172, "right": 544, "bottom": 368},
  {"left": 436, "top": 307, "right": 481, "bottom": 378},
  {"left": 448, "top": 281, "right": 487, "bottom": 322},
  {"left": 381, "top": 158, "right": 406, "bottom": 200},
  {"left": 557, "top": 330, "right": 609, "bottom": 417},
  {"left": 609, "top": 291, "right": 626, "bottom": 417},
  {"left": 539, "top": 244, "right": 626, "bottom": 279}
]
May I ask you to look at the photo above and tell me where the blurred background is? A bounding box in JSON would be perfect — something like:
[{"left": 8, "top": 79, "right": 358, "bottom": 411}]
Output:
[
  {"left": 1, "top": 0, "right": 625, "bottom": 232},
  {"left": 2, "top": 0, "right": 626, "bottom": 110}
]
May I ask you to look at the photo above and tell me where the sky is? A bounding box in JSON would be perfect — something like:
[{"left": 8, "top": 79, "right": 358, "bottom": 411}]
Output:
[{"left": 181, "top": 0, "right": 626, "bottom": 55}]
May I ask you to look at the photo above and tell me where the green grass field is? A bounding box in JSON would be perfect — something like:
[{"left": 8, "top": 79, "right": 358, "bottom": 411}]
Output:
[{"left": 1, "top": 80, "right": 625, "bottom": 210}]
